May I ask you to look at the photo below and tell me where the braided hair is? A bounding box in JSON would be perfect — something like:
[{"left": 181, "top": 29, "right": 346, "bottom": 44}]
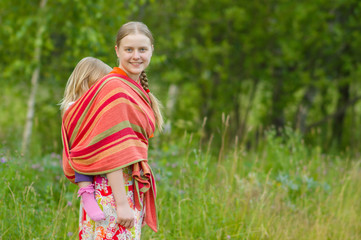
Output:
[{"left": 140, "top": 70, "right": 164, "bottom": 131}]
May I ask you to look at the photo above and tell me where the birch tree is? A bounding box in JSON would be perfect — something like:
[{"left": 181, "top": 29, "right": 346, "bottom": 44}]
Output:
[{"left": 22, "top": 0, "right": 48, "bottom": 154}]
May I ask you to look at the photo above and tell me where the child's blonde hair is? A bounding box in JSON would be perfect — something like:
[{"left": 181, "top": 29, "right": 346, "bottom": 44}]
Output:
[
  {"left": 116, "top": 21, "right": 164, "bottom": 131},
  {"left": 59, "top": 57, "right": 112, "bottom": 115}
]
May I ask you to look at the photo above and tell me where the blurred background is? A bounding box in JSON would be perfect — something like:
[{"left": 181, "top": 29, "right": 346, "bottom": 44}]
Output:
[
  {"left": 0, "top": 0, "right": 360, "bottom": 157},
  {"left": 2, "top": 1, "right": 361, "bottom": 239}
]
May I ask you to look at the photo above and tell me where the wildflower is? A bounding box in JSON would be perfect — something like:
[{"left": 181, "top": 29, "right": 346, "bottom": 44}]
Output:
[
  {"left": 31, "top": 164, "right": 41, "bottom": 169},
  {"left": 67, "top": 232, "right": 73, "bottom": 237},
  {"left": 51, "top": 152, "right": 61, "bottom": 160},
  {"left": 0, "top": 157, "right": 7, "bottom": 163},
  {"left": 31, "top": 164, "right": 44, "bottom": 172},
  {"left": 227, "top": 235, "right": 231, "bottom": 239},
  {"left": 67, "top": 201, "right": 72, "bottom": 207},
  {"left": 163, "top": 122, "right": 171, "bottom": 134}
]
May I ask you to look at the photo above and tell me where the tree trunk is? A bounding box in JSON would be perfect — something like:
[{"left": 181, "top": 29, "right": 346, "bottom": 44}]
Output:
[
  {"left": 295, "top": 85, "right": 317, "bottom": 133},
  {"left": 270, "top": 69, "right": 285, "bottom": 132},
  {"left": 166, "top": 84, "right": 179, "bottom": 117},
  {"left": 238, "top": 78, "right": 259, "bottom": 141},
  {"left": 331, "top": 82, "right": 350, "bottom": 142},
  {"left": 21, "top": 0, "right": 47, "bottom": 154}
]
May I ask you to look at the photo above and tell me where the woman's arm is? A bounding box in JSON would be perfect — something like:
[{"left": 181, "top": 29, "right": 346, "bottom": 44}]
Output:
[{"left": 107, "top": 169, "right": 135, "bottom": 229}]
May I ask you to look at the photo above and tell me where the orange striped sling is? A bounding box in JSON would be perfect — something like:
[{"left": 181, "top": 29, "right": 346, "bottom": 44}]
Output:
[{"left": 61, "top": 67, "right": 158, "bottom": 232}]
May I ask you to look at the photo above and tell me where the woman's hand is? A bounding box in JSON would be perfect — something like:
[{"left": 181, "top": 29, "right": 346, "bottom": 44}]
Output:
[
  {"left": 107, "top": 169, "right": 135, "bottom": 229},
  {"left": 116, "top": 202, "right": 135, "bottom": 229}
]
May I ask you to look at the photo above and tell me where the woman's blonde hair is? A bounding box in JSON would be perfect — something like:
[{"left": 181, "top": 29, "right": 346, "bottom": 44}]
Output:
[
  {"left": 59, "top": 57, "right": 112, "bottom": 115},
  {"left": 116, "top": 21, "right": 164, "bottom": 131}
]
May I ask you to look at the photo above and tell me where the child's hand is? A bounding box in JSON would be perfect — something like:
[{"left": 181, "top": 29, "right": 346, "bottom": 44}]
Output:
[{"left": 116, "top": 203, "right": 135, "bottom": 229}]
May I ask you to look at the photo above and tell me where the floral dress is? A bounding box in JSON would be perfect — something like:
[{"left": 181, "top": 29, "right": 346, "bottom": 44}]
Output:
[{"left": 79, "top": 166, "right": 144, "bottom": 240}]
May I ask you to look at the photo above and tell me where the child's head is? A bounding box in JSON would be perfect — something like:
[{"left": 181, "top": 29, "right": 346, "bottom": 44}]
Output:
[{"left": 60, "top": 57, "right": 112, "bottom": 114}]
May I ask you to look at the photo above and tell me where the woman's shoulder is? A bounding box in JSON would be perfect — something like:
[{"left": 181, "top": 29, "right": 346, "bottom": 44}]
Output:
[{"left": 101, "top": 74, "right": 130, "bottom": 89}]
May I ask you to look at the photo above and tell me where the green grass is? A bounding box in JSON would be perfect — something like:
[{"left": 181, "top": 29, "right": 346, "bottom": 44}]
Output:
[{"left": 1, "top": 130, "right": 360, "bottom": 239}]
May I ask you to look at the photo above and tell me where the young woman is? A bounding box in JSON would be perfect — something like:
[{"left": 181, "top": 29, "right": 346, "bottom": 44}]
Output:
[{"left": 61, "top": 22, "right": 163, "bottom": 240}]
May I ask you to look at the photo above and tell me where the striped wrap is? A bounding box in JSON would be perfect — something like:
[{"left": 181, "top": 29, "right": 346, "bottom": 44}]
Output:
[{"left": 61, "top": 67, "right": 158, "bottom": 232}]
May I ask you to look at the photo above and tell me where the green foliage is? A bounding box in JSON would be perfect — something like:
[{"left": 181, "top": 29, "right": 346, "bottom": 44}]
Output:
[
  {"left": 0, "top": 0, "right": 140, "bottom": 155},
  {"left": 0, "top": 151, "right": 78, "bottom": 239},
  {"left": 142, "top": 0, "right": 361, "bottom": 151},
  {"left": 1, "top": 1, "right": 361, "bottom": 154}
]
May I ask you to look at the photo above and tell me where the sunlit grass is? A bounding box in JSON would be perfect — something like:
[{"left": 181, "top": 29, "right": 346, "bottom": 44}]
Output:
[{"left": 1, "top": 129, "right": 360, "bottom": 239}]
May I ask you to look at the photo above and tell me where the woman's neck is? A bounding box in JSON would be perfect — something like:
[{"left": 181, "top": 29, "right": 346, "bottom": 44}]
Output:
[
  {"left": 128, "top": 74, "right": 140, "bottom": 83},
  {"left": 117, "top": 67, "right": 140, "bottom": 83}
]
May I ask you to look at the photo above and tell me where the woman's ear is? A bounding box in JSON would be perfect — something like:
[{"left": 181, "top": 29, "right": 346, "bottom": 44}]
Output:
[{"left": 115, "top": 45, "right": 119, "bottom": 57}]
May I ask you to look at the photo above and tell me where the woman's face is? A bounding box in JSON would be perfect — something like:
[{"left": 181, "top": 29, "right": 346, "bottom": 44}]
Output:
[{"left": 115, "top": 33, "right": 153, "bottom": 81}]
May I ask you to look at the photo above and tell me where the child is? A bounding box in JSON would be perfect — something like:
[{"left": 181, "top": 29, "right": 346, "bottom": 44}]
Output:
[{"left": 60, "top": 57, "right": 112, "bottom": 221}]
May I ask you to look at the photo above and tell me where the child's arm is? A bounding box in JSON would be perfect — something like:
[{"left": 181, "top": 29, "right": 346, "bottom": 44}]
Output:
[
  {"left": 107, "top": 169, "right": 135, "bottom": 229},
  {"left": 76, "top": 173, "right": 105, "bottom": 221},
  {"left": 78, "top": 181, "right": 93, "bottom": 188}
]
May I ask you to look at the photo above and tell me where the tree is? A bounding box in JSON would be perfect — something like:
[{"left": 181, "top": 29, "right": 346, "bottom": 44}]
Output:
[{"left": 22, "top": 0, "right": 48, "bottom": 154}]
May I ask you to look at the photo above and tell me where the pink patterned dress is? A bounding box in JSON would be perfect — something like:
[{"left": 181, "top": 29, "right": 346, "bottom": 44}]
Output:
[{"left": 79, "top": 166, "right": 144, "bottom": 240}]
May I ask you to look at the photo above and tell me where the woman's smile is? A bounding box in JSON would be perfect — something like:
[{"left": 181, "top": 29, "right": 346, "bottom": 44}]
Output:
[{"left": 115, "top": 33, "right": 153, "bottom": 81}]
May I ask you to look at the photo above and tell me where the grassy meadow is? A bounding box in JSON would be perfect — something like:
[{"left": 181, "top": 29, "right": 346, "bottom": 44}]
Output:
[
  {"left": 0, "top": 129, "right": 360, "bottom": 239},
  {"left": 1, "top": 1, "right": 360, "bottom": 239}
]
